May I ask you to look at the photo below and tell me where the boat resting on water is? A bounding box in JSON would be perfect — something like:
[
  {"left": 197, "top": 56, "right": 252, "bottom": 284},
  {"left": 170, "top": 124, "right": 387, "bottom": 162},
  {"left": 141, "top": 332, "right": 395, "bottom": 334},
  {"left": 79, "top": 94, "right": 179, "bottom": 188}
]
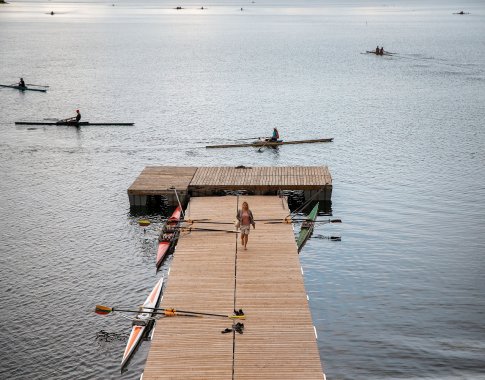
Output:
[
  {"left": 156, "top": 206, "right": 182, "bottom": 270},
  {"left": 15, "top": 121, "right": 134, "bottom": 126},
  {"left": 0, "top": 84, "right": 47, "bottom": 92},
  {"left": 365, "top": 51, "right": 394, "bottom": 56},
  {"left": 121, "top": 277, "right": 164, "bottom": 370},
  {"left": 206, "top": 138, "right": 333, "bottom": 149},
  {"left": 296, "top": 203, "right": 319, "bottom": 253}
]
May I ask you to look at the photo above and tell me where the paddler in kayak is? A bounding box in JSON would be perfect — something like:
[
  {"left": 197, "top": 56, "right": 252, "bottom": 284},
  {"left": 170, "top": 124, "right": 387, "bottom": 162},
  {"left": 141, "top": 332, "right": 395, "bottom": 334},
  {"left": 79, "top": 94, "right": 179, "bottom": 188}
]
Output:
[{"left": 18, "top": 78, "right": 26, "bottom": 88}]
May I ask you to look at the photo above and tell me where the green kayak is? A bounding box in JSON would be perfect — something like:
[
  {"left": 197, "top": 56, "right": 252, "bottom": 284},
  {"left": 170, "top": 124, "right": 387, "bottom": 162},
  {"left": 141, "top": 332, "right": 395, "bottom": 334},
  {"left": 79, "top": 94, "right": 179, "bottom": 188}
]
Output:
[{"left": 296, "top": 203, "right": 319, "bottom": 253}]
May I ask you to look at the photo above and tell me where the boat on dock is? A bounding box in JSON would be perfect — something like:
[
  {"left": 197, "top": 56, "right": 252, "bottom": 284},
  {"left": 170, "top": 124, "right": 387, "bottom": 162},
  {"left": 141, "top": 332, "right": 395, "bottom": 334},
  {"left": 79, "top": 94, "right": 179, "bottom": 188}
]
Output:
[
  {"left": 206, "top": 138, "right": 333, "bottom": 149},
  {"left": 121, "top": 277, "right": 164, "bottom": 370},
  {"left": 296, "top": 202, "right": 319, "bottom": 252},
  {"left": 0, "top": 84, "right": 47, "bottom": 92},
  {"left": 15, "top": 121, "right": 134, "bottom": 126},
  {"left": 156, "top": 206, "right": 182, "bottom": 270}
]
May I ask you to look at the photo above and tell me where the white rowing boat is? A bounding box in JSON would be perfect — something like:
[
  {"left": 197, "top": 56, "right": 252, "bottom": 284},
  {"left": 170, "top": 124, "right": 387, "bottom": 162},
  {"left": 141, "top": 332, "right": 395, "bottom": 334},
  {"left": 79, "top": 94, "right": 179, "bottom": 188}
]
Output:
[{"left": 121, "top": 277, "right": 164, "bottom": 370}]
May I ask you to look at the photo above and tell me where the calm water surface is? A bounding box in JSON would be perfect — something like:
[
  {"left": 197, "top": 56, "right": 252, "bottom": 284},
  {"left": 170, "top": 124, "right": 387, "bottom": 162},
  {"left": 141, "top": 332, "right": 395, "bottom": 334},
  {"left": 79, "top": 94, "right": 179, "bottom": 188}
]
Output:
[{"left": 1, "top": 1, "right": 484, "bottom": 379}]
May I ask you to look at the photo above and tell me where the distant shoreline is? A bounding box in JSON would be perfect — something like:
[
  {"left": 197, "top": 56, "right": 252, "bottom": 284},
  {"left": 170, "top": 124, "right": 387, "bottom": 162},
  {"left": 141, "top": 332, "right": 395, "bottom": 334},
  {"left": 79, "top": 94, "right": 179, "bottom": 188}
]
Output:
[{"left": 0, "top": 0, "right": 8, "bottom": 4}]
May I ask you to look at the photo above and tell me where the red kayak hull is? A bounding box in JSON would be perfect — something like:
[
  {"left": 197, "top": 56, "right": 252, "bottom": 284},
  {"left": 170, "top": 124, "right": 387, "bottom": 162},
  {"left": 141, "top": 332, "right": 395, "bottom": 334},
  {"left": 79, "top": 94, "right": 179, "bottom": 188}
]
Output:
[{"left": 156, "top": 206, "right": 182, "bottom": 270}]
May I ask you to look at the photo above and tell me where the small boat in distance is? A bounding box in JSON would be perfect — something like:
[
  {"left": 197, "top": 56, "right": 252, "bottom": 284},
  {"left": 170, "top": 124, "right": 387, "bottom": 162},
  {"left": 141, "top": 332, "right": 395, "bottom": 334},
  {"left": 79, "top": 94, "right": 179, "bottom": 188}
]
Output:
[
  {"left": 15, "top": 121, "right": 134, "bottom": 126},
  {"left": 296, "top": 203, "right": 319, "bottom": 253},
  {"left": 206, "top": 138, "right": 333, "bottom": 149},
  {"left": 365, "top": 50, "right": 394, "bottom": 56},
  {"left": 121, "top": 277, "right": 164, "bottom": 370},
  {"left": 0, "top": 84, "right": 47, "bottom": 92},
  {"left": 156, "top": 206, "right": 182, "bottom": 270}
]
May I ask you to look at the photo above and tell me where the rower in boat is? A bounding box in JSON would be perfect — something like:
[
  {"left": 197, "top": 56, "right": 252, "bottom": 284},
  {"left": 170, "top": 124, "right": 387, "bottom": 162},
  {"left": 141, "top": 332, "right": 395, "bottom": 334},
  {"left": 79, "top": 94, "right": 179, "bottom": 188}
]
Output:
[
  {"left": 375, "top": 46, "right": 379, "bottom": 55},
  {"left": 18, "top": 78, "right": 26, "bottom": 88},
  {"left": 270, "top": 127, "right": 279, "bottom": 142},
  {"left": 59, "top": 110, "right": 81, "bottom": 124},
  {"left": 380, "top": 47, "right": 384, "bottom": 55}
]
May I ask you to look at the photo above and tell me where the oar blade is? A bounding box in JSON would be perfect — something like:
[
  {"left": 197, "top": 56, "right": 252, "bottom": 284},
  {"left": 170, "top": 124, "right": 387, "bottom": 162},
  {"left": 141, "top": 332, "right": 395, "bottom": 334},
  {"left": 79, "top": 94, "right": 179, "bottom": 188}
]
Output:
[
  {"left": 229, "top": 315, "right": 246, "bottom": 320},
  {"left": 95, "top": 304, "right": 114, "bottom": 316}
]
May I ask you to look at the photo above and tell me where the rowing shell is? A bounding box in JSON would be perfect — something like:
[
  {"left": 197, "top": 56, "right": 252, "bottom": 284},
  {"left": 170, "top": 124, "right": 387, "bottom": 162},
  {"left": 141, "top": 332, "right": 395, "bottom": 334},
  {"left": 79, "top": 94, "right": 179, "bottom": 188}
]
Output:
[
  {"left": 121, "top": 277, "right": 164, "bottom": 370},
  {"left": 206, "top": 138, "right": 333, "bottom": 149},
  {"left": 296, "top": 202, "right": 319, "bottom": 253},
  {"left": 156, "top": 206, "right": 182, "bottom": 270},
  {"left": 15, "top": 121, "right": 134, "bottom": 126},
  {"left": 0, "top": 84, "right": 47, "bottom": 92},
  {"left": 365, "top": 51, "right": 394, "bottom": 56}
]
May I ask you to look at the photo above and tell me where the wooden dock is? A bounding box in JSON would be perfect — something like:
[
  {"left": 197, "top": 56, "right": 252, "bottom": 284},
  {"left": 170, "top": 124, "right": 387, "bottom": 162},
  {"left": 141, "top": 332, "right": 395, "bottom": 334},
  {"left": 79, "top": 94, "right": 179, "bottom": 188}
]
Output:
[
  {"left": 142, "top": 195, "right": 324, "bottom": 379},
  {"left": 128, "top": 166, "right": 332, "bottom": 207}
]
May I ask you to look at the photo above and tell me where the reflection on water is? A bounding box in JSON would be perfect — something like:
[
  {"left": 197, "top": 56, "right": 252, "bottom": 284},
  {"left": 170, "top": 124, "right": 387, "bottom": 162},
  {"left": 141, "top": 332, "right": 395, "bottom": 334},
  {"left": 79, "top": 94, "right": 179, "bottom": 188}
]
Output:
[{"left": 1, "top": 1, "right": 485, "bottom": 379}]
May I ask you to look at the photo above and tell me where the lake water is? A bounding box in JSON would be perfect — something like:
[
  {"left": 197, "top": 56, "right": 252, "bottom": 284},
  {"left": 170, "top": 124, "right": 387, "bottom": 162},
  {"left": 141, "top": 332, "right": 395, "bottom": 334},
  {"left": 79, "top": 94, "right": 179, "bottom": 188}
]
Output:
[{"left": 1, "top": 1, "right": 484, "bottom": 379}]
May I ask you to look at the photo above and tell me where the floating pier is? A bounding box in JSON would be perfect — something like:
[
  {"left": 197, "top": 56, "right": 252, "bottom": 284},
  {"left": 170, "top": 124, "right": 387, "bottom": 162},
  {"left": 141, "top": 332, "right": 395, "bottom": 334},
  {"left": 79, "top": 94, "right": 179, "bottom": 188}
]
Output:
[
  {"left": 128, "top": 166, "right": 332, "bottom": 207},
  {"left": 142, "top": 195, "right": 325, "bottom": 379}
]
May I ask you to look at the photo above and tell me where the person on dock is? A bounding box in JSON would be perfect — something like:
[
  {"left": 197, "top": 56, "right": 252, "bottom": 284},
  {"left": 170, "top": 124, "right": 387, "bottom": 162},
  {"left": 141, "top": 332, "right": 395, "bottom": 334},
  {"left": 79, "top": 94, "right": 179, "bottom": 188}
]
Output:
[
  {"left": 19, "top": 78, "right": 26, "bottom": 88},
  {"left": 236, "top": 201, "right": 255, "bottom": 250},
  {"left": 270, "top": 127, "right": 279, "bottom": 142}
]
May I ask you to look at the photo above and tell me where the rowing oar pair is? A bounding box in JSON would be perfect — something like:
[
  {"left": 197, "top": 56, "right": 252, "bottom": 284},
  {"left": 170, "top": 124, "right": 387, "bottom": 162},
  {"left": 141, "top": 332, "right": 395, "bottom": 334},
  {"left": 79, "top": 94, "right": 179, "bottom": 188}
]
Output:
[
  {"left": 95, "top": 305, "right": 245, "bottom": 320},
  {"left": 137, "top": 218, "right": 228, "bottom": 227},
  {"left": 175, "top": 225, "right": 239, "bottom": 234},
  {"left": 264, "top": 218, "right": 342, "bottom": 224},
  {"left": 181, "top": 218, "right": 341, "bottom": 225},
  {"left": 181, "top": 219, "right": 233, "bottom": 225},
  {"left": 135, "top": 219, "right": 237, "bottom": 232}
]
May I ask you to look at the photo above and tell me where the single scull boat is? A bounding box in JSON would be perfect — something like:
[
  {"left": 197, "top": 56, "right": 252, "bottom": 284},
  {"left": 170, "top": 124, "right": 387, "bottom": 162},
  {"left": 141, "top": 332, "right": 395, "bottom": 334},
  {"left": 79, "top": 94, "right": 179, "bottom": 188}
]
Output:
[
  {"left": 206, "top": 138, "right": 333, "bottom": 149},
  {"left": 156, "top": 206, "right": 182, "bottom": 270},
  {"left": 0, "top": 84, "right": 47, "bottom": 92},
  {"left": 15, "top": 121, "right": 134, "bottom": 126},
  {"left": 121, "top": 277, "right": 164, "bottom": 370},
  {"left": 296, "top": 203, "right": 319, "bottom": 253}
]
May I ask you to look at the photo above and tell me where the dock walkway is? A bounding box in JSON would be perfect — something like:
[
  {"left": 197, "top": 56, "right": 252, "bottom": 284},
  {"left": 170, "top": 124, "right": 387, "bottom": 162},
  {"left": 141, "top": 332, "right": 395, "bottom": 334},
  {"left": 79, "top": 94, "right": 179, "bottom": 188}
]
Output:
[
  {"left": 142, "top": 195, "right": 324, "bottom": 379},
  {"left": 128, "top": 166, "right": 332, "bottom": 207}
]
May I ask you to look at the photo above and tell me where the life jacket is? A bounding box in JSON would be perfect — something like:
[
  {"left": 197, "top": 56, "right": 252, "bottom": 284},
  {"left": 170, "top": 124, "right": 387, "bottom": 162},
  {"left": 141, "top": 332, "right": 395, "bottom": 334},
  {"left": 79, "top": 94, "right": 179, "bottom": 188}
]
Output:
[{"left": 274, "top": 129, "right": 279, "bottom": 139}]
